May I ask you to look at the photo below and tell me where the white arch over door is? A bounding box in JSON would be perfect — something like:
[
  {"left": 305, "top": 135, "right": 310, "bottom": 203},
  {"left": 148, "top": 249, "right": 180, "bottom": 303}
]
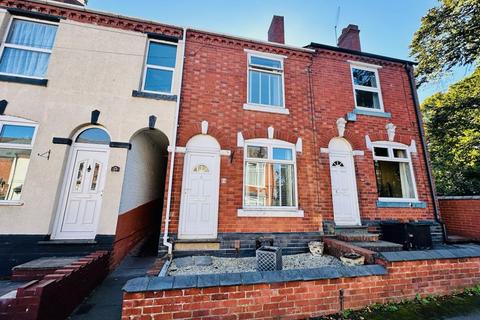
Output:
[
  {"left": 52, "top": 126, "right": 111, "bottom": 240},
  {"left": 178, "top": 135, "right": 221, "bottom": 239},
  {"left": 328, "top": 138, "right": 361, "bottom": 226}
]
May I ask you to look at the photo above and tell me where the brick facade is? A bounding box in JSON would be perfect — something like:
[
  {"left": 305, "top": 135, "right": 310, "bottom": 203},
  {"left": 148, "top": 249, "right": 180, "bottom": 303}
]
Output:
[
  {"left": 122, "top": 257, "right": 480, "bottom": 319},
  {"left": 163, "top": 28, "right": 437, "bottom": 251},
  {"left": 439, "top": 198, "right": 480, "bottom": 240}
]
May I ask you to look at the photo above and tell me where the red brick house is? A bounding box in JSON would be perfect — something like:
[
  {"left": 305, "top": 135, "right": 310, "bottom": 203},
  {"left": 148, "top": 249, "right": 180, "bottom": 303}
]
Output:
[{"left": 161, "top": 18, "right": 443, "bottom": 256}]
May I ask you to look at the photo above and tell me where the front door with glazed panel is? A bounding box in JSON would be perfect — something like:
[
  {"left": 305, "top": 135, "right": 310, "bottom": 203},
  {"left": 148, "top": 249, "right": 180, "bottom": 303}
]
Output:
[{"left": 179, "top": 152, "right": 220, "bottom": 239}]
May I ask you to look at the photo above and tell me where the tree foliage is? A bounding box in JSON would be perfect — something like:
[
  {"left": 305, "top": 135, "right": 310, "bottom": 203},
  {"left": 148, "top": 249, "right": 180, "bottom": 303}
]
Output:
[
  {"left": 421, "top": 68, "right": 480, "bottom": 195},
  {"left": 410, "top": 0, "right": 480, "bottom": 85}
]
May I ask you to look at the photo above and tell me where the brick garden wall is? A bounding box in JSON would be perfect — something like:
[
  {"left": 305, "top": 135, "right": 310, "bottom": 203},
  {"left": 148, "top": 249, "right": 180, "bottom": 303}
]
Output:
[
  {"left": 439, "top": 197, "right": 480, "bottom": 240},
  {"left": 122, "top": 257, "right": 480, "bottom": 319},
  {"left": 0, "top": 251, "right": 109, "bottom": 320}
]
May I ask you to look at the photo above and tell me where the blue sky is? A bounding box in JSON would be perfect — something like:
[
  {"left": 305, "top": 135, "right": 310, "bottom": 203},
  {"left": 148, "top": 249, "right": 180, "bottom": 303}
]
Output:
[{"left": 88, "top": 0, "right": 472, "bottom": 101}]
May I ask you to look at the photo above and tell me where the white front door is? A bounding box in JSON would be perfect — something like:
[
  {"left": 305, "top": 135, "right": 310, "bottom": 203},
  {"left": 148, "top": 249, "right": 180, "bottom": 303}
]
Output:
[
  {"left": 329, "top": 152, "right": 361, "bottom": 226},
  {"left": 54, "top": 146, "right": 109, "bottom": 239},
  {"left": 179, "top": 152, "right": 220, "bottom": 239}
]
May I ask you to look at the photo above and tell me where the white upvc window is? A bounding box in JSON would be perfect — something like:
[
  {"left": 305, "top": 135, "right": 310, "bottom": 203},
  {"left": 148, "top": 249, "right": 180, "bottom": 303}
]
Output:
[
  {"left": 141, "top": 39, "right": 177, "bottom": 94},
  {"left": 245, "top": 50, "right": 286, "bottom": 113},
  {"left": 0, "top": 17, "right": 58, "bottom": 79},
  {"left": 0, "top": 116, "right": 38, "bottom": 204},
  {"left": 350, "top": 63, "right": 384, "bottom": 111},
  {"left": 243, "top": 139, "right": 298, "bottom": 209},
  {"left": 372, "top": 143, "right": 418, "bottom": 202}
]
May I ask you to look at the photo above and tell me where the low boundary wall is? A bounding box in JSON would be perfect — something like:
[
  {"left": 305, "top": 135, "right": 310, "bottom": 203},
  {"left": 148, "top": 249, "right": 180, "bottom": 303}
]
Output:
[{"left": 439, "top": 196, "right": 480, "bottom": 240}]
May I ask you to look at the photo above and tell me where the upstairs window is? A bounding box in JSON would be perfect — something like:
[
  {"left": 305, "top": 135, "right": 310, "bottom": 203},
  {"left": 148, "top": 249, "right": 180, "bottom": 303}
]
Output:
[
  {"left": 351, "top": 65, "right": 383, "bottom": 110},
  {"left": 0, "top": 117, "right": 38, "bottom": 203},
  {"left": 244, "top": 140, "right": 296, "bottom": 208},
  {"left": 142, "top": 40, "right": 177, "bottom": 94},
  {"left": 373, "top": 144, "right": 417, "bottom": 201},
  {"left": 247, "top": 53, "right": 284, "bottom": 107},
  {"left": 0, "top": 18, "right": 58, "bottom": 78}
]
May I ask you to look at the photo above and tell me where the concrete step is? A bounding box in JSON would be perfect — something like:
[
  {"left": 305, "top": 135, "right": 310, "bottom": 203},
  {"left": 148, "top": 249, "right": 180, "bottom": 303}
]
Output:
[
  {"left": 336, "top": 232, "right": 380, "bottom": 242},
  {"left": 335, "top": 225, "right": 370, "bottom": 235},
  {"left": 174, "top": 239, "right": 220, "bottom": 251},
  {"left": 351, "top": 241, "right": 404, "bottom": 252}
]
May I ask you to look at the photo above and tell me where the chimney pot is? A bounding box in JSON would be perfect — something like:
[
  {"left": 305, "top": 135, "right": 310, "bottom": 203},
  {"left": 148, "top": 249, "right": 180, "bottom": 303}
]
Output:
[
  {"left": 338, "top": 24, "right": 361, "bottom": 51},
  {"left": 268, "top": 15, "right": 285, "bottom": 44}
]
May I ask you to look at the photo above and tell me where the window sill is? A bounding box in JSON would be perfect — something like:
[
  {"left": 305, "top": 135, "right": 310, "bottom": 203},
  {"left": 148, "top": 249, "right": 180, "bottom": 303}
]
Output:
[
  {"left": 243, "top": 103, "right": 290, "bottom": 115},
  {"left": 237, "top": 208, "right": 304, "bottom": 217},
  {"left": 0, "top": 74, "right": 48, "bottom": 87},
  {"left": 347, "top": 108, "right": 391, "bottom": 121},
  {"left": 376, "top": 200, "right": 427, "bottom": 208},
  {"left": 132, "top": 90, "right": 177, "bottom": 101},
  {"left": 0, "top": 201, "right": 24, "bottom": 206}
]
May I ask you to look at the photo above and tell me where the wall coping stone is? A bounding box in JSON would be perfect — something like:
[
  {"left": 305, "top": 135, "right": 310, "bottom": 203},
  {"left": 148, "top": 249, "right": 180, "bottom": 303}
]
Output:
[
  {"left": 122, "top": 264, "right": 388, "bottom": 293},
  {"left": 437, "top": 196, "right": 480, "bottom": 200},
  {"left": 381, "top": 244, "right": 480, "bottom": 262}
]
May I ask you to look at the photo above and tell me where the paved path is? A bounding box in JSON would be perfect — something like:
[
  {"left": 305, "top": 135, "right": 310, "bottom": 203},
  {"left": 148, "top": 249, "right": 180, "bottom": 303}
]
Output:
[{"left": 69, "top": 255, "right": 156, "bottom": 320}]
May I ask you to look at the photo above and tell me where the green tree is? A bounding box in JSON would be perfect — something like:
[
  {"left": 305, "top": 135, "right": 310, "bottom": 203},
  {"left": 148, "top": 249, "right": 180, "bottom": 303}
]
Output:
[
  {"left": 410, "top": 0, "right": 480, "bottom": 85},
  {"left": 421, "top": 68, "right": 480, "bottom": 195}
]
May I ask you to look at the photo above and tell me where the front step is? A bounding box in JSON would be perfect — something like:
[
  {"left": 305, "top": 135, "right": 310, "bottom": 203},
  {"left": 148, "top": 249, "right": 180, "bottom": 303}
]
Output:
[
  {"left": 337, "top": 233, "right": 380, "bottom": 242},
  {"left": 174, "top": 239, "right": 220, "bottom": 251},
  {"left": 351, "top": 241, "right": 404, "bottom": 252}
]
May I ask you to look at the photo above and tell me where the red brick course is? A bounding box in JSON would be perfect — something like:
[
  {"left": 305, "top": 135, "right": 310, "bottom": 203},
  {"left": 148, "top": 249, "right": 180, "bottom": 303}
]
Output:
[
  {"left": 0, "top": 251, "right": 109, "bottom": 320},
  {"left": 122, "top": 257, "right": 480, "bottom": 319},
  {"left": 439, "top": 199, "right": 480, "bottom": 240}
]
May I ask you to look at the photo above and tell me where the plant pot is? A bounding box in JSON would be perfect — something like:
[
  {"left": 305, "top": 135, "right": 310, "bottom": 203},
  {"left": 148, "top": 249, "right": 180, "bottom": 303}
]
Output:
[
  {"left": 340, "top": 253, "right": 365, "bottom": 266},
  {"left": 308, "top": 241, "right": 324, "bottom": 256}
]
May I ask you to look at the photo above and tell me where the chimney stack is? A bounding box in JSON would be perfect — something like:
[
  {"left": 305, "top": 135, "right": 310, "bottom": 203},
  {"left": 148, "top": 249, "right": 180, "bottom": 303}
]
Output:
[
  {"left": 337, "top": 24, "right": 361, "bottom": 51},
  {"left": 268, "top": 15, "right": 285, "bottom": 44}
]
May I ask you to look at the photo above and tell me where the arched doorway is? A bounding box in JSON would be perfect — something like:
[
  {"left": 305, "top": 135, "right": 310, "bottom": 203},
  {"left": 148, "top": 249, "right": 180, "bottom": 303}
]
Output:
[
  {"left": 52, "top": 126, "right": 111, "bottom": 240},
  {"left": 178, "top": 134, "right": 221, "bottom": 239},
  {"left": 118, "top": 129, "right": 169, "bottom": 255},
  {"left": 328, "top": 138, "right": 361, "bottom": 226}
]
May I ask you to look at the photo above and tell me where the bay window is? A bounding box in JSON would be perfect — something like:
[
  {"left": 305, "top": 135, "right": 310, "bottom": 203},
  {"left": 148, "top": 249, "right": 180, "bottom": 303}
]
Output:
[
  {"left": 0, "top": 117, "right": 38, "bottom": 203},
  {"left": 0, "top": 18, "right": 58, "bottom": 78},
  {"left": 243, "top": 140, "right": 297, "bottom": 208},
  {"left": 373, "top": 144, "right": 417, "bottom": 201}
]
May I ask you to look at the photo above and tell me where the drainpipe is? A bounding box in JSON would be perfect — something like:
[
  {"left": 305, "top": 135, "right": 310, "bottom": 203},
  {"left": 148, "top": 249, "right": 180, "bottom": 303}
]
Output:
[
  {"left": 405, "top": 64, "right": 447, "bottom": 243},
  {"left": 163, "top": 27, "right": 187, "bottom": 256}
]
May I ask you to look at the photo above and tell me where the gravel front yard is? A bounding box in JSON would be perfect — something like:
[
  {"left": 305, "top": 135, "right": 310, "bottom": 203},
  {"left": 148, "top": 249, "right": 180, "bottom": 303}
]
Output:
[{"left": 168, "top": 253, "right": 342, "bottom": 276}]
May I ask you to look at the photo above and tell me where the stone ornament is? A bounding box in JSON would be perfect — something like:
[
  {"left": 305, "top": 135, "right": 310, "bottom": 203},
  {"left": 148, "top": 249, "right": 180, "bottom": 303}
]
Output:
[
  {"left": 336, "top": 118, "right": 347, "bottom": 137},
  {"left": 201, "top": 120, "right": 208, "bottom": 134},
  {"left": 386, "top": 123, "right": 396, "bottom": 142},
  {"left": 308, "top": 241, "right": 324, "bottom": 256}
]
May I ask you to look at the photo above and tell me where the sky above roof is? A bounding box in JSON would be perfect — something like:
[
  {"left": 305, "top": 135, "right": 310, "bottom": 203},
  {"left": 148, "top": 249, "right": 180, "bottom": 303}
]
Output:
[{"left": 88, "top": 0, "right": 472, "bottom": 102}]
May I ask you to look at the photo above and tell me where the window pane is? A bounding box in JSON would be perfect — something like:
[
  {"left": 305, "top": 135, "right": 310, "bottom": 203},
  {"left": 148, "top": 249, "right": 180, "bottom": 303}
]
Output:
[
  {"left": 272, "top": 163, "right": 295, "bottom": 206},
  {"left": 374, "top": 147, "right": 389, "bottom": 157},
  {"left": 260, "top": 72, "right": 270, "bottom": 104},
  {"left": 0, "top": 125, "right": 35, "bottom": 145},
  {"left": 0, "top": 48, "right": 51, "bottom": 77},
  {"left": 244, "top": 162, "right": 267, "bottom": 206},
  {"left": 375, "top": 160, "right": 415, "bottom": 198},
  {"left": 270, "top": 73, "right": 283, "bottom": 106},
  {"left": 147, "top": 42, "right": 177, "bottom": 68},
  {"left": 250, "top": 56, "right": 281, "bottom": 69},
  {"left": 247, "top": 146, "right": 267, "bottom": 159},
  {"left": 7, "top": 19, "right": 57, "bottom": 50},
  {"left": 144, "top": 68, "right": 173, "bottom": 93},
  {"left": 352, "top": 68, "right": 377, "bottom": 87},
  {"left": 273, "top": 148, "right": 292, "bottom": 160},
  {"left": 394, "top": 149, "right": 408, "bottom": 158},
  {"left": 355, "top": 89, "right": 380, "bottom": 109},
  {"left": 249, "top": 70, "right": 260, "bottom": 104},
  {"left": 76, "top": 128, "right": 110, "bottom": 145},
  {"left": 0, "top": 148, "right": 31, "bottom": 201}
]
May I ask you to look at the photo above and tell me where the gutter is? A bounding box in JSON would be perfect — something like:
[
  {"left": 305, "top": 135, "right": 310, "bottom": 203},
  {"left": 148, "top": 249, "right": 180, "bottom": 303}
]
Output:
[
  {"left": 162, "top": 27, "right": 187, "bottom": 256},
  {"left": 405, "top": 64, "right": 447, "bottom": 243}
]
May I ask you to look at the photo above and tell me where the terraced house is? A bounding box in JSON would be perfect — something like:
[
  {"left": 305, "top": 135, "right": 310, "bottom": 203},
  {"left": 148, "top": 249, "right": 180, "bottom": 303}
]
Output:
[
  {"left": 0, "top": 0, "right": 185, "bottom": 276},
  {"left": 0, "top": 0, "right": 443, "bottom": 276}
]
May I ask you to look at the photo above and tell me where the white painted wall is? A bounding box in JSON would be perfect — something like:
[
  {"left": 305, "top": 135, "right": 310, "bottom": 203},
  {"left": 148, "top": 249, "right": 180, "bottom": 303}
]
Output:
[
  {"left": 119, "top": 131, "right": 168, "bottom": 214},
  {"left": 0, "top": 10, "right": 184, "bottom": 236}
]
